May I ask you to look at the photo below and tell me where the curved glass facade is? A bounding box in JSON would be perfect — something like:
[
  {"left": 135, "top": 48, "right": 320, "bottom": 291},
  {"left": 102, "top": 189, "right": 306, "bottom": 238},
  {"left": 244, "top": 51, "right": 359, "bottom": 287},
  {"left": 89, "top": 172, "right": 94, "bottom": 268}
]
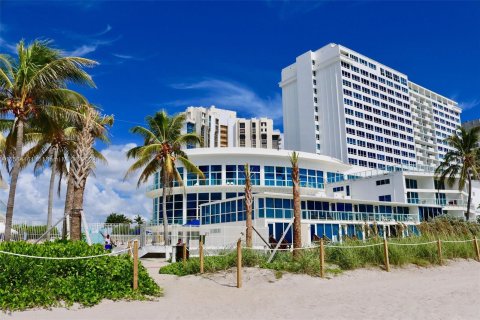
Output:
[{"left": 151, "top": 163, "right": 345, "bottom": 224}]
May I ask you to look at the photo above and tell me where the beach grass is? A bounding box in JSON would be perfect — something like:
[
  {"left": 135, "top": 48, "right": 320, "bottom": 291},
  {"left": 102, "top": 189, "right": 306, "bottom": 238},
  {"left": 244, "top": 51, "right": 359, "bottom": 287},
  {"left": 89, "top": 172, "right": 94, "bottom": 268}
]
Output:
[{"left": 159, "top": 234, "right": 479, "bottom": 277}]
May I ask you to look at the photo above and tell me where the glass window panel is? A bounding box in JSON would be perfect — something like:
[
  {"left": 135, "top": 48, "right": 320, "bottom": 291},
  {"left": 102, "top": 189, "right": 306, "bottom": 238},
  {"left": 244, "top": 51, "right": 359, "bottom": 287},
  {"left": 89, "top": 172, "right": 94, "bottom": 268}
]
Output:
[{"left": 211, "top": 193, "right": 222, "bottom": 201}]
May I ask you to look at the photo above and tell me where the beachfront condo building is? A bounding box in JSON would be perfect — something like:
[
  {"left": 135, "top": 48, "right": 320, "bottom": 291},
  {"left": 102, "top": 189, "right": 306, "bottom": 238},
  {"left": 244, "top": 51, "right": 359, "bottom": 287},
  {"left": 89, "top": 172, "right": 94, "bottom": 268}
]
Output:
[
  {"left": 184, "top": 106, "right": 282, "bottom": 149},
  {"left": 280, "top": 43, "right": 461, "bottom": 169},
  {"left": 147, "top": 148, "right": 480, "bottom": 245}
]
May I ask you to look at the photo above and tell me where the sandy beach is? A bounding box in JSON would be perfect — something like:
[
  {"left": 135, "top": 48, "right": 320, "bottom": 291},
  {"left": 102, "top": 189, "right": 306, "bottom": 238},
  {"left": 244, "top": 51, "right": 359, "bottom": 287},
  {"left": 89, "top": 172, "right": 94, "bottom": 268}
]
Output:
[{"left": 5, "top": 259, "right": 480, "bottom": 320}]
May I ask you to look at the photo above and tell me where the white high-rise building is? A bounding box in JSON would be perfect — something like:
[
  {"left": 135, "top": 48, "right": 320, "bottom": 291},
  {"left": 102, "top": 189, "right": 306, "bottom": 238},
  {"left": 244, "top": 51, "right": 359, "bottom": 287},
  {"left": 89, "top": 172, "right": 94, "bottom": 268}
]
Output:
[
  {"left": 236, "top": 117, "right": 282, "bottom": 149},
  {"left": 184, "top": 106, "right": 282, "bottom": 149},
  {"left": 184, "top": 106, "right": 237, "bottom": 148},
  {"left": 280, "top": 43, "right": 461, "bottom": 170}
]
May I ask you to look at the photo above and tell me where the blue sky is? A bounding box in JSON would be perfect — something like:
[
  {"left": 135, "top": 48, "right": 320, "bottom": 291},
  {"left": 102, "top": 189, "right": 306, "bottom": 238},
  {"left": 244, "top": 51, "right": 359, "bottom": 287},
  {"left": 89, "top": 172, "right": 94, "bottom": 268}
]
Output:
[
  {"left": 0, "top": 1, "right": 479, "bottom": 221},
  {"left": 1, "top": 1, "right": 479, "bottom": 145}
]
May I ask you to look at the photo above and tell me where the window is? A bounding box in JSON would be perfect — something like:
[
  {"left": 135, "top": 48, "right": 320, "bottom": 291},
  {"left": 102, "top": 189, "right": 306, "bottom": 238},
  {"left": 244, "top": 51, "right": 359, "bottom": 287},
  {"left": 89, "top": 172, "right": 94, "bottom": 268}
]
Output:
[
  {"left": 376, "top": 179, "right": 390, "bottom": 186},
  {"left": 434, "top": 180, "right": 445, "bottom": 190},
  {"left": 407, "top": 192, "right": 419, "bottom": 204},
  {"left": 379, "top": 195, "right": 392, "bottom": 202},
  {"left": 405, "top": 178, "right": 418, "bottom": 189},
  {"left": 333, "top": 186, "right": 344, "bottom": 192}
]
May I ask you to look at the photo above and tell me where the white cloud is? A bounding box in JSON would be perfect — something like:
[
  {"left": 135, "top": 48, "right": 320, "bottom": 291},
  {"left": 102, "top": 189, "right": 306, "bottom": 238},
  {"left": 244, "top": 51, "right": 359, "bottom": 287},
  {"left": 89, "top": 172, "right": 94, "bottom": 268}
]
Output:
[
  {"left": 459, "top": 99, "right": 480, "bottom": 111},
  {"left": 64, "top": 44, "right": 98, "bottom": 57},
  {"left": 0, "top": 37, "right": 17, "bottom": 54},
  {"left": 62, "top": 25, "right": 119, "bottom": 57},
  {"left": 95, "top": 24, "right": 112, "bottom": 37},
  {"left": 0, "top": 143, "right": 152, "bottom": 224},
  {"left": 169, "top": 79, "right": 283, "bottom": 121},
  {"left": 112, "top": 53, "right": 134, "bottom": 60}
]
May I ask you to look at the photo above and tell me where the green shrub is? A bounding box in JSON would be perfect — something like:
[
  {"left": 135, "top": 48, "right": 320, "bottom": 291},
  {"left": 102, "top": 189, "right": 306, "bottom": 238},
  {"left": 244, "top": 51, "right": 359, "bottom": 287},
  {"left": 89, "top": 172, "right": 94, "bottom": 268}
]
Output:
[{"left": 0, "top": 241, "right": 162, "bottom": 311}]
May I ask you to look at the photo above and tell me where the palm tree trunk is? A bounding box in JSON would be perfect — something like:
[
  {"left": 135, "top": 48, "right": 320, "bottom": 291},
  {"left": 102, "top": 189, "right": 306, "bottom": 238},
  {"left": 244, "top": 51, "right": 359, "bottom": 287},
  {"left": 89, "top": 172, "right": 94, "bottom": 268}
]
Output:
[
  {"left": 62, "top": 172, "right": 75, "bottom": 240},
  {"left": 70, "top": 183, "right": 86, "bottom": 241},
  {"left": 245, "top": 164, "right": 253, "bottom": 248},
  {"left": 46, "top": 146, "right": 58, "bottom": 240},
  {"left": 466, "top": 173, "right": 472, "bottom": 221},
  {"left": 162, "top": 180, "right": 169, "bottom": 245},
  {"left": 4, "top": 119, "right": 24, "bottom": 241},
  {"left": 291, "top": 153, "right": 302, "bottom": 259}
]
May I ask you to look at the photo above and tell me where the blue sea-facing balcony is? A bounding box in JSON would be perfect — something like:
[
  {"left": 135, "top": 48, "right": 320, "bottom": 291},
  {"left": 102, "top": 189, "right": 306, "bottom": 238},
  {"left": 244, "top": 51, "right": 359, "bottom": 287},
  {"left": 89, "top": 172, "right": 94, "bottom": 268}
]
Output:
[
  {"left": 407, "top": 198, "right": 469, "bottom": 207},
  {"left": 200, "top": 208, "right": 419, "bottom": 226},
  {"left": 258, "top": 209, "right": 419, "bottom": 223}
]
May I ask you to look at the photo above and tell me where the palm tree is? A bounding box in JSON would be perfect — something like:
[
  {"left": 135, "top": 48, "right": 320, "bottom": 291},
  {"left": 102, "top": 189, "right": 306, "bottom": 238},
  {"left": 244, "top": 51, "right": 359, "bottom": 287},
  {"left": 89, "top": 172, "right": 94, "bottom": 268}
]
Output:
[
  {"left": 68, "top": 106, "right": 112, "bottom": 240},
  {"left": 0, "top": 119, "right": 14, "bottom": 187},
  {"left": 0, "top": 39, "right": 96, "bottom": 241},
  {"left": 244, "top": 163, "right": 253, "bottom": 248},
  {"left": 125, "top": 110, "right": 203, "bottom": 245},
  {"left": 435, "top": 127, "right": 480, "bottom": 221},
  {"left": 20, "top": 113, "right": 75, "bottom": 239},
  {"left": 290, "top": 151, "right": 302, "bottom": 258}
]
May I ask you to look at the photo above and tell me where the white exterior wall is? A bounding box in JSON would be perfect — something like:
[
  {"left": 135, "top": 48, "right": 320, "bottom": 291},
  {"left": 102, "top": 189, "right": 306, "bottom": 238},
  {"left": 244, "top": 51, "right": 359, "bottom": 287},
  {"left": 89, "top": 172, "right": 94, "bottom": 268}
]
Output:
[
  {"left": 472, "top": 181, "right": 480, "bottom": 217},
  {"left": 281, "top": 52, "right": 317, "bottom": 153},
  {"left": 316, "top": 52, "right": 346, "bottom": 161}
]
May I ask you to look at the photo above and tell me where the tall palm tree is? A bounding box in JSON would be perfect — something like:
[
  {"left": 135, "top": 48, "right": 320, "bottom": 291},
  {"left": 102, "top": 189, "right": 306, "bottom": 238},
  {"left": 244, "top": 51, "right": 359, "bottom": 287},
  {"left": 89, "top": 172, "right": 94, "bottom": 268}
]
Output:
[
  {"left": 0, "top": 40, "right": 96, "bottom": 241},
  {"left": 125, "top": 110, "right": 203, "bottom": 245},
  {"left": 435, "top": 127, "right": 480, "bottom": 221},
  {"left": 68, "top": 106, "right": 112, "bottom": 240},
  {"left": 290, "top": 151, "right": 302, "bottom": 258},
  {"left": 0, "top": 119, "right": 14, "bottom": 187},
  {"left": 20, "top": 113, "right": 76, "bottom": 239},
  {"left": 244, "top": 163, "right": 253, "bottom": 248}
]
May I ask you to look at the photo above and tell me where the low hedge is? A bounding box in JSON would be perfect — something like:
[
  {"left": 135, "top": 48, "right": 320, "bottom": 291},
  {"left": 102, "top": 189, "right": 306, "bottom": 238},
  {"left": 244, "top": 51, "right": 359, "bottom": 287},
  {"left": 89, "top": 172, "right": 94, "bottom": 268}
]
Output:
[{"left": 0, "top": 241, "right": 162, "bottom": 311}]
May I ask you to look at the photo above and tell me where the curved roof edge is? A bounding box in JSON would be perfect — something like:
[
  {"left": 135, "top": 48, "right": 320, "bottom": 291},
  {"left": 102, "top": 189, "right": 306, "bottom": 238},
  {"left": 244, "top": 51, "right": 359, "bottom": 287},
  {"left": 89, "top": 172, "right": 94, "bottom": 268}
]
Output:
[{"left": 185, "top": 147, "right": 351, "bottom": 169}]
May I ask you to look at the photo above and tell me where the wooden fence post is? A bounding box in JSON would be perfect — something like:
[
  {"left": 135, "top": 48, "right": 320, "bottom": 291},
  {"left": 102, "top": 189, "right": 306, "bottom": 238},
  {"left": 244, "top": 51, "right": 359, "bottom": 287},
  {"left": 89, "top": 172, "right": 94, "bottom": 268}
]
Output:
[
  {"left": 437, "top": 239, "right": 443, "bottom": 265},
  {"left": 383, "top": 238, "right": 390, "bottom": 272},
  {"left": 474, "top": 237, "right": 480, "bottom": 262},
  {"left": 183, "top": 243, "right": 187, "bottom": 265},
  {"left": 237, "top": 239, "right": 242, "bottom": 288},
  {"left": 319, "top": 238, "right": 325, "bottom": 278},
  {"left": 200, "top": 240, "right": 204, "bottom": 274},
  {"left": 133, "top": 240, "right": 139, "bottom": 290},
  {"left": 127, "top": 240, "right": 132, "bottom": 257}
]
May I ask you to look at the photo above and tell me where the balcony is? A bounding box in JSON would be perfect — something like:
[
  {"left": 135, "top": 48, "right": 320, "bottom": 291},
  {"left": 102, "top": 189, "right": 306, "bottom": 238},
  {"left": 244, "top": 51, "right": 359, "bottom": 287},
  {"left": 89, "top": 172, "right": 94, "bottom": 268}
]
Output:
[
  {"left": 262, "top": 209, "right": 419, "bottom": 223},
  {"left": 304, "top": 211, "right": 419, "bottom": 223},
  {"left": 407, "top": 198, "right": 467, "bottom": 207}
]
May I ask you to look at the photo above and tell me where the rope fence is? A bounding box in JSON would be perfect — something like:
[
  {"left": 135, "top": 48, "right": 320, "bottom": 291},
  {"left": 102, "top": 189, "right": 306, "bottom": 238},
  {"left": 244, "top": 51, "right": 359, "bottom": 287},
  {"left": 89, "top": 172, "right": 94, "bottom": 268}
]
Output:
[
  {"left": 442, "top": 239, "right": 475, "bottom": 243},
  {"left": 192, "top": 236, "right": 480, "bottom": 288},
  {"left": 388, "top": 241, "right": 438, "bottom": 246},
  {"left": 0, "top": 240, "right": 141, "bottom": 291},
  {"left": 0, "top": 248, "right": 131, "bottom": 260}
]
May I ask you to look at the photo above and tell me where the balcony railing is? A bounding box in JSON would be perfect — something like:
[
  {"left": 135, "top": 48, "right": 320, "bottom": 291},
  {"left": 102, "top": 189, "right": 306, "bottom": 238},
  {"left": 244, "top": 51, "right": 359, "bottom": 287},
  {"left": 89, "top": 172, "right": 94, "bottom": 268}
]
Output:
[
  {"left": 261, "top": 209, "right": 419, "bottom": 223},
  {"left": 407, "top": 198, "right": 472, "bottom": 207}
]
